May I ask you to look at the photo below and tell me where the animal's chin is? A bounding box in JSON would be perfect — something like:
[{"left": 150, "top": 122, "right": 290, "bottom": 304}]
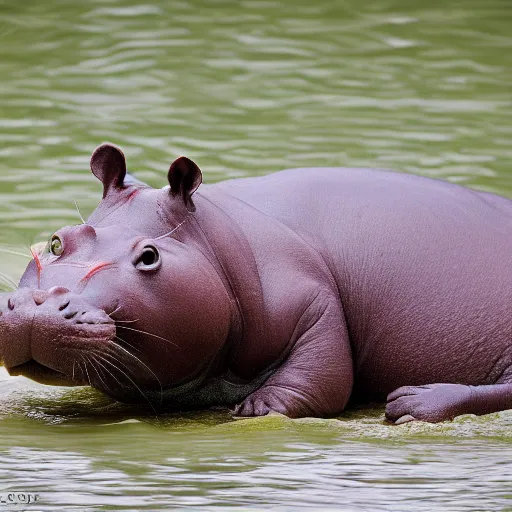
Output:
[{"left": 8, "top": 359, "right": 87, "bottom": 387}]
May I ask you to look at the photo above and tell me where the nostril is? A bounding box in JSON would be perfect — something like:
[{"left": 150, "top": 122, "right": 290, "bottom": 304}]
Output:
[
  {"left": 48, "top": 286, "right": 69, "bottom": 296},
  {"left": 59, "top": 300, "right": 70, "bottom": 311},
  {"left": 64, "top": 310, "right": 77, "bottom": 319},
  {"left": 32, "top": 290, "right": 48, "bottom": 306},
  {"left": 7, "top": 298, "right": 14, "bottom": 310}
]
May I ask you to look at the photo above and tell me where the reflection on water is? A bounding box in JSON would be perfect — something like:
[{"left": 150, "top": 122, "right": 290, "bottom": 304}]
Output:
[
  {"left": 0, "top": 0, "right": 511, "bottom": 509},
  {"left": 1, "top": 436, "right": 511, "bottom": 511},
  {"left": 1, "top": 368, "right": 511, "bottom": 511}
]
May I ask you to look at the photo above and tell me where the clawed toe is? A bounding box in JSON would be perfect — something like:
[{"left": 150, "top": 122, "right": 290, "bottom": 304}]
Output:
[
  {"left": 394, "top": 414, "right": 417, "bottom": 425},
  {"left": 385, "top": 383, "right": 472, "bottom": 424},
  {"left": 386, "top": 385, "right": 430, "bottom": 403},
  {"left": 233, "top": 397, "right": 271, "bottom": 417}
]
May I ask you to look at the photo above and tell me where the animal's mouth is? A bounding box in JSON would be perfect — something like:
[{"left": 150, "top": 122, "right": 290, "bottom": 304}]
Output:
[{"left": 8, "top": 359, "right": 85, "bottom": 386}]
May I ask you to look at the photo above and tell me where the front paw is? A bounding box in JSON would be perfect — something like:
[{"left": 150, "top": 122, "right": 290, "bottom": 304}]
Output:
[
  {"left": 233, "top": 386, "right": 289, "bottom": 417},
  {"left": 234, "top": 383, "right": 320, "bottom": 418},
  {"left": 385, "top": 383, "right": 472, "bottom": 424}
]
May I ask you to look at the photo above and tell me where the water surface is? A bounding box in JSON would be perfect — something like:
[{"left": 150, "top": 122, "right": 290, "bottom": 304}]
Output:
[{"left": 0, "top": 0, "right": 511, "bottom": 509}]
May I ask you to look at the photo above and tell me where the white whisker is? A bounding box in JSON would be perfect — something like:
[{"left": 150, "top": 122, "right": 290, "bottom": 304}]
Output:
[
  {"left": 95, "top": 351, "right": 158, "bottom": 414},
  {"left": 114, "top": 334, "right": 142, "bottom": 353},
  {"left": 155, "top": 218, "right": 188, "bottom": 240},
  {"left": 81, "top": 358, "right": 92, "bottom": 386},
  {"left": 0, "top": 272, "right": 18, "bottom": 290},
  {"left": 110, "top": 336, "right": 163, "bottom": 403},
  {"left": 91, "top": 352, "right": 123, "bottom": 389},
  {"left": 108, "top": 305, "right": 139, "bottom": 324},
  {"left": 74, "top": 200, "right": 86, "bottom": 224},
  {"left": 107, "top": 305, "right": 122, "bottom": 318},
  {"left": 116, "top": 325, "right": 179, "bottom": 348},
  {"left": 0, "top": 247, "right": 32, "bottom": 259},
  {"left": 88, "top": 354, "right": 114, "bottom": 397}
]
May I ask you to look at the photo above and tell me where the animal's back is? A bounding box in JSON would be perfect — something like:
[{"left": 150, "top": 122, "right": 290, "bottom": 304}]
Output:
[
  {"left": 211, "top": 168, "right": 512, "bottom": 397},
  {"left": 4, "top": 142, "right": 511, "bottom": 422}
]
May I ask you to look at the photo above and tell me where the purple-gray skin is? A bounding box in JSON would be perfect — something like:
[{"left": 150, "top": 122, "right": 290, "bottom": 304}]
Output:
[{"left": 1, "top": 144, "right": 511, "bottom": 423}]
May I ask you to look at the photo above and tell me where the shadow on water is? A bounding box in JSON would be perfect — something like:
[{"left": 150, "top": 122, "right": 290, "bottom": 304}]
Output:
[{"left": 1, "top": 368, "right": 511, "bottom": 439}]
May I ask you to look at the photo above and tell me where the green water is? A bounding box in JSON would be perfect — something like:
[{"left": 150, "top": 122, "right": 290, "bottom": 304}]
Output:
[{"left": 0, "top": 0, "right": 511, "bottom": 509}]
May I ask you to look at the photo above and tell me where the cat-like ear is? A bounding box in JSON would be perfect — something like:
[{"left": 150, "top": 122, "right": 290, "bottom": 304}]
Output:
[
  {"left": 90, "top": 143, "right": 127, "bottom": 198},
  {"left": 167, "top": 156, "right": 202, "bottom": 209}
]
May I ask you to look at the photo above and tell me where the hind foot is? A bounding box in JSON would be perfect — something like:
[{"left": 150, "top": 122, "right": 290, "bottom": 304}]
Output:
[
  {"left": 386, "top": 382, "right": 512, "bottom": 424},
  {"left": 385, "top": 383, "right": 473, "bottom": 423}
]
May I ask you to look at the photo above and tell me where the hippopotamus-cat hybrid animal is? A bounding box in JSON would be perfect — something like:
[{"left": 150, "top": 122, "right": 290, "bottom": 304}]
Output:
[{"left": 1, "top": 144, "right": 511, "bottom": 423}]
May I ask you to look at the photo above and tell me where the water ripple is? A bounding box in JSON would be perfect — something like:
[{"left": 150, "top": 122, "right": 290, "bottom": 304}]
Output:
[{"left": 0, "top": 0, "right": 511, "bottom": 509}]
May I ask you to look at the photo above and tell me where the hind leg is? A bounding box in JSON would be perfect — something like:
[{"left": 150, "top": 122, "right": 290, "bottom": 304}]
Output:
[{"left": 385, "top": 381, "right": 512, "bottom": 424}]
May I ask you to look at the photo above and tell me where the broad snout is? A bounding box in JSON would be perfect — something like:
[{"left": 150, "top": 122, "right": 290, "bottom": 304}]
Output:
[{"left": 0, "top": 287, "right": 116, "bottom": 385}]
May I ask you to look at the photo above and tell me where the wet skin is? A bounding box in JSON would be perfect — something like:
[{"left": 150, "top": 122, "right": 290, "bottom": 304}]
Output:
[{"left": 1, "top": 144, "right": 511, "bottom": 423}]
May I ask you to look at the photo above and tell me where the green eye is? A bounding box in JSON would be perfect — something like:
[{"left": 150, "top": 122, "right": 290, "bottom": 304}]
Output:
[{"left": 49, "top": 235, "right": 63, "bottom": 256}]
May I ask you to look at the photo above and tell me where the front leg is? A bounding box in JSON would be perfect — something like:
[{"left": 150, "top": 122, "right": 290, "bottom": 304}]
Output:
[
  {"left": 386, "top": 381, "right": 512, "bottom": 424},
  {"left": 233, "top": 293, "right": 353, "bottom": 418}
]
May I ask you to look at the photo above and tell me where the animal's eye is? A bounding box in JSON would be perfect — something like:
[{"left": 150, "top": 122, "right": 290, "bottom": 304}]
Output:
[
  {"left": 135, "top": 246, "right": 160, "bottom": 270},
  {"left": 49, "top": 235, "right": 64, "bottom": 256}
]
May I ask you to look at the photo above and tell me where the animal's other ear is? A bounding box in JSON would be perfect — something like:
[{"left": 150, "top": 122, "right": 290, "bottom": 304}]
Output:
[
  {"left": 168, "top": 156, "right": 202, "bottom": 209},
  {"left": 90, "top": 143, "right": 127, "bottom": 198}
]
